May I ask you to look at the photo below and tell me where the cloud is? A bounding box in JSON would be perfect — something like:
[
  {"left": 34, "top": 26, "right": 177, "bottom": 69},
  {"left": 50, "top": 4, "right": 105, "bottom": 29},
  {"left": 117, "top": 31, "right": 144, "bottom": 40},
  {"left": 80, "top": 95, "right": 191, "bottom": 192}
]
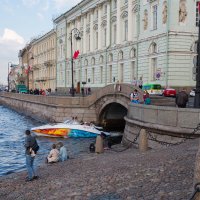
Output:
[
  {"left": 0, "top": 28, "right": 25, "bottom": 45},
  {"left": 0, "top": 29, "right": 25, "bottom": 84}
]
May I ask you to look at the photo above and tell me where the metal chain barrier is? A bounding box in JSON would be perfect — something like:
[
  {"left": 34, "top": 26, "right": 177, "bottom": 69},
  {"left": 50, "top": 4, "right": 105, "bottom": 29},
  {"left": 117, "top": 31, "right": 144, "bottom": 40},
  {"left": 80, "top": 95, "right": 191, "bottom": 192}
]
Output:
[
  {"left": 189, "top": 183, "right": 200, "bottom": 200},
  {"left": 109, "top": 123, "right": 200, "bottom": 152},
  {"left": 109, "top": 128, "right": 142, "bottom": 152},
  {"left": 146, "top": 123, "right": 200, "bottom": 147}
]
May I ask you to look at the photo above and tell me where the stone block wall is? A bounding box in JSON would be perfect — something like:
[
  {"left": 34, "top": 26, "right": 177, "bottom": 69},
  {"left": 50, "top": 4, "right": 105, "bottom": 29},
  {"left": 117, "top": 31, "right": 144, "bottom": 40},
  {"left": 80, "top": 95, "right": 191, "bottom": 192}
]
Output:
[
  {"left": 0, "top": 93, "right": 97, "bottom": 123},
  {"left": 123, "top": 103, "right": 200, "bottom": 148}
]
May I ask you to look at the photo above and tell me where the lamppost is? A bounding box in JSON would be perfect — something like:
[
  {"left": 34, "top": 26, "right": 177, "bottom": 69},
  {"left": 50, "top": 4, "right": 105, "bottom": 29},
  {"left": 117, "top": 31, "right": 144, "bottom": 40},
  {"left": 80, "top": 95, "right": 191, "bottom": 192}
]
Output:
[
  {"left": 7, "top": 62, "right": 12, "bottom": 92},
  {"left": 70, "top": 28, "right": 81, "bottom": 97},
  {"left": 26, "top": 51, "right": 34, "bottom": 92},
  {"left": 194, "top": 3, "right": 200, "bottom": 108}
]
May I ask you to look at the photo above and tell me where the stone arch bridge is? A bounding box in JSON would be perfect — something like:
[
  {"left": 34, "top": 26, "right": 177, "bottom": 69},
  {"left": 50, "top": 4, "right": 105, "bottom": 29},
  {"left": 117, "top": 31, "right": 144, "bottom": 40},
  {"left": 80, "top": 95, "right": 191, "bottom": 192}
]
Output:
[{"left": 0, "top": 84, "right": 143, "bottom": 130}]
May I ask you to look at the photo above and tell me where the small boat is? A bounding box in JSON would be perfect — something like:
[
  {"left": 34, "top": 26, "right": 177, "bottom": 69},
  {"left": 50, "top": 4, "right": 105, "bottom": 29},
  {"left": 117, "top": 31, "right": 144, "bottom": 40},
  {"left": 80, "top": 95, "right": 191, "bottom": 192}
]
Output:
[{"left": 31, "top": 119, "right": 109, "bottom": 138}]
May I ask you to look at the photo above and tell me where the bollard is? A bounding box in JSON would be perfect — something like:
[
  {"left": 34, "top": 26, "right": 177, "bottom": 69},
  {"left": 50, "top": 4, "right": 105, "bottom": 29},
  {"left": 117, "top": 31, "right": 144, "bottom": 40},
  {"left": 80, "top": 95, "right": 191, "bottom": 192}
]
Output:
[
  {"left": 193, "top": 139, "right": 200, "bottom": 200},
  {"left": 139, "top": 129, "right": 148, "bottom": 152},
  {"left": 95, "top": 135, "right": 104, "bottom": 153}
]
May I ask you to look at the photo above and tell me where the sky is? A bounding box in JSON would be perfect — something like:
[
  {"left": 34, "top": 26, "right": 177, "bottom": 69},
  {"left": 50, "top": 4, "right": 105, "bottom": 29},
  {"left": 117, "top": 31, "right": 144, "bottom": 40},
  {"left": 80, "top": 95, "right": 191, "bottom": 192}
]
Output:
[{"left": 0, "top": 0, "right": 82, "bottom": 85}]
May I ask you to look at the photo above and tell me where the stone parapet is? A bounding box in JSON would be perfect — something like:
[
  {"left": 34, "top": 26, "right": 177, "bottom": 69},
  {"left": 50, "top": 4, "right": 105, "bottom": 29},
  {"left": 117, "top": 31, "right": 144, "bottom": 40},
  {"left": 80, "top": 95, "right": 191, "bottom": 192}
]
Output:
[{"left": 123, "top": 103, "right": 200, "bottom": 148}]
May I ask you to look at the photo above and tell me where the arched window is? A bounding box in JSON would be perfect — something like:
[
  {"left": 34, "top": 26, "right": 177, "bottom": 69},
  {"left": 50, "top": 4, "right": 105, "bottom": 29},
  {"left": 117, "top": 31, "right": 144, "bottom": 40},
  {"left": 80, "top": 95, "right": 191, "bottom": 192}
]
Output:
[
  {"left": 84, "top": 59, "right": 88, "bottom": 66},
  {"left": 121, "top": 11, "right": 128, "bottom": 41},
  {"left": 111, "top": 16, "right": 117, "bottom": 44},
  {"left": 109, "top": 53, "right": 113, "bottom": 62},
  {"left": 99, "top": 55, "right": 104, "bottom": 64},
  {"left": 149, "top": 42, "right": 158, "bottom": 54},
  {"left": 118, "top": 50, "right": 123, "bottom": 60},
  {"left": 149, "top": 42, "right": 158, "bottom": 82},
  {"left": 93, "top": 24, "right": 98, "bottom": 49},
  {"left": 130, "top": 48, "right": 136, "bottom": 58},
  {"left": 91, "top": 57, "right": 95, "bottom": 65}
]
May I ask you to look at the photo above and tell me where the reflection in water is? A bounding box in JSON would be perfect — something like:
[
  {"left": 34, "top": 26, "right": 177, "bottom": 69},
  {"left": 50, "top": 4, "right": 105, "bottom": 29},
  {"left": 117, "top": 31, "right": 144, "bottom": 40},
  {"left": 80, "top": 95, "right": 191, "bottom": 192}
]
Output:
[{"left": 0, "top": 106, "right": 95, "bottom": 176}]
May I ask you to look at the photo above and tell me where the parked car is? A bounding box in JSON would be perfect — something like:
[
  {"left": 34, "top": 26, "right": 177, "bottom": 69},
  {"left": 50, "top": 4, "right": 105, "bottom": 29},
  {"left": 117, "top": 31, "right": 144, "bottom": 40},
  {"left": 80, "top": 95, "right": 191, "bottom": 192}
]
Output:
[
  {"left": 162, "top": 88, "right": 176, "bottom": 97},
  {"left": 190, "top": 88, "right": 196, "bottom": 97}
]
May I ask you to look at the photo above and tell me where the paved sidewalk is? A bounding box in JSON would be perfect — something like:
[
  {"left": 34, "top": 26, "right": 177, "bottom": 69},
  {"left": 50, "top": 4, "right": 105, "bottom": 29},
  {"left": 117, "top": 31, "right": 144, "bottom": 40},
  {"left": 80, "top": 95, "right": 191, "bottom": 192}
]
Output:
[{"left": 0, "top": 139, "right": 199, "bottom": 200}]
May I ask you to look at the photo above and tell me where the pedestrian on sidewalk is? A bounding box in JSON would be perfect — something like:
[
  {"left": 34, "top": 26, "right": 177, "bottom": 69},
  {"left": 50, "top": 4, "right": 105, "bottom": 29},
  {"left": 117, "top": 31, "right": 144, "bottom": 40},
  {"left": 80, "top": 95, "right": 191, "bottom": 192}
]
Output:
[{"left": 175, "top": 88, "right": 188, "bottom": 108}]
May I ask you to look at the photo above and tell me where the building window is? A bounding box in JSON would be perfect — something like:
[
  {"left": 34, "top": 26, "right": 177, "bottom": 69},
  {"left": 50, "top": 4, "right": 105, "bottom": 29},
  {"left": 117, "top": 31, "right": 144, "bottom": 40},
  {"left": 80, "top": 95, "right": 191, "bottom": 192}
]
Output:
[
  {"left": 95, "top": 32, "right": 98, "bottom": 49},
  {"left": 104, "top": 28, "right": 107, "bottom": 46},
  {"left": 85, "top": 69, "right": 87, "bottom": 82},
  {"left": 88, "top": 34, "right": 90, "bottom": 51},
  {"left": 100, "top": 66, "right": 103, "bottom": 83},
  {"left": 151, "top": 58, "right": 157, "bottom": 81},
  {"left": 105, "top": 5, "right": 107, "bottom": 14},
  {"left": 196, "top": 2, "right": 200, "bottom": 26},
  {"left": 124, "top": 0, "right": 128, "bottom": 4},
  {"left": 124, "top": 20, "right": 128, "bottom": 41},
  {"left": 152, "top": 5, "right": 158, "bottom": 30},
  {"left": 113, "top": 24, "right": 117, "bottom": 44},
  {"left": 109, "top": 65, "right": 112, "bottom": 83},
  {"left": 96, "top": 10, "right": 98, "bottom": 19},
  {"left": 92, "top": 68, "right": 95, "bottom": 83},
  {"left": 113, "top": 0, "right": 117, "bottom": 9},
  {"left": 120, "top": 64, "right": 124, "bottom": 83}
]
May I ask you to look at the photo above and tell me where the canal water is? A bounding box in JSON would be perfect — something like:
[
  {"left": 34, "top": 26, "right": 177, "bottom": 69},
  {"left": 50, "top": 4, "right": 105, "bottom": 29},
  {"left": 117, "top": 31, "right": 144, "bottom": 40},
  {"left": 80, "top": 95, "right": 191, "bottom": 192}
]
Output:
[{"left": 0, "top": 105, "right": 95, "bottom": 176}]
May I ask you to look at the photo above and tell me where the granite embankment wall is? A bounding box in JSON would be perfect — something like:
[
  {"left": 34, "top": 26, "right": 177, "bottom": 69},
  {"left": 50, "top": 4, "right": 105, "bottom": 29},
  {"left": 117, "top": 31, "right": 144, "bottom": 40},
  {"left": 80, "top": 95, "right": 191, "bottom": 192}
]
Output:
[
  {"left": 123, "top": 103, "right": 200, "bottom": 148},
  {"left": 0, "top": 84, "right": 137, "bottom": 123},
  {"left": 0, "top": 92, "right": 97, "bottom": 123}
]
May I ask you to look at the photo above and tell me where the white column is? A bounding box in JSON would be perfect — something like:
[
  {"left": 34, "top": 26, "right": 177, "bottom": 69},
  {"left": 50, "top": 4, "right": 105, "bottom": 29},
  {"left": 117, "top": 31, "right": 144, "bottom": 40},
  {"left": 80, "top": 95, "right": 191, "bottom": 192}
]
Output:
[
  {"left": 106, "top": 1, "right": 111, "bottom": 47},
  {"left": 83, "top": 15, "right": 87, "bottom": 54},
  {"left": 128, "top": 0, "right": 133, "bottom": 41},
  {"left": 90, "top": 10, "right": 94, "bottom": 52},
  {"left": 117, "top": 0, "right": 121, "bottom": 44},
  {"left": 98, "top": 5, "right": 102, "bottom": 50}
]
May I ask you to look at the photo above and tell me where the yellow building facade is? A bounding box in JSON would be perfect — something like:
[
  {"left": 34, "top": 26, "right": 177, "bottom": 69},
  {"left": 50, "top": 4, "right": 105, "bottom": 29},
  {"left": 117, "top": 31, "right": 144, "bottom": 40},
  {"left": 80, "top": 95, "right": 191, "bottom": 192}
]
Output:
[{"left": 31, "top": 29, "right": 56, "bottom": 91}]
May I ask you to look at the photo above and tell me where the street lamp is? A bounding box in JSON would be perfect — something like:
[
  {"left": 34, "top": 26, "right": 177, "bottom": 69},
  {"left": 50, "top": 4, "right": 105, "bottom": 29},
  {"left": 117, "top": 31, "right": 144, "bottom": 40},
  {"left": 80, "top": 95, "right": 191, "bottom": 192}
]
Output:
[
  {"left": 7, "top": 62, "right": 12, "bottom": 92},
  {"left": 70, "top": 28, "right": 81, "bottom": 97}
]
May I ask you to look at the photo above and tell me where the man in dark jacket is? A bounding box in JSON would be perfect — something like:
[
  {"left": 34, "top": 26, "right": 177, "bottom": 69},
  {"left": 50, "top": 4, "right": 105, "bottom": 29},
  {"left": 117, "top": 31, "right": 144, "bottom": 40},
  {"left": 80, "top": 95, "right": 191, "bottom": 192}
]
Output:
[
  {"left": 175, "top": 89, "right": 189, "bottom": 108},
  {"left": 24, "top": 129, "right": 38, "bottom": 181}
]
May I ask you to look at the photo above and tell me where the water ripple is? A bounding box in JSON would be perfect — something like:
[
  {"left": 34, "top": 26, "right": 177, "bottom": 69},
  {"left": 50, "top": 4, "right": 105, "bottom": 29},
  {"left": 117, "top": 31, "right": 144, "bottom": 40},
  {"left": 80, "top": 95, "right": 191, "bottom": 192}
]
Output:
[{"left": 0, "top": 106, "right": 95, "bottom": 176}]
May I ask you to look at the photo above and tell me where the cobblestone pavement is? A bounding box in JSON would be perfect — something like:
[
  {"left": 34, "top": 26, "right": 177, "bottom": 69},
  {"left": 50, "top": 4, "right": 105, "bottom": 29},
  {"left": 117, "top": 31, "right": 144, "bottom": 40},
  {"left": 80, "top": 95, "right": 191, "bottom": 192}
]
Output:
[{"left": 0, "top": 139, "right": 199, "bottom": 200}]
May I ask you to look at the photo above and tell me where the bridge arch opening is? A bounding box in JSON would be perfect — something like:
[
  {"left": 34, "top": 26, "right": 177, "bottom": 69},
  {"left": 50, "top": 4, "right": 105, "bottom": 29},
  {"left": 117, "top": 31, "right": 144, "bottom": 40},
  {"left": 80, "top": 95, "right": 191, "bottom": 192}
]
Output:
[{"left": 99, "top": 102, "right": 128, "bottom": 131}]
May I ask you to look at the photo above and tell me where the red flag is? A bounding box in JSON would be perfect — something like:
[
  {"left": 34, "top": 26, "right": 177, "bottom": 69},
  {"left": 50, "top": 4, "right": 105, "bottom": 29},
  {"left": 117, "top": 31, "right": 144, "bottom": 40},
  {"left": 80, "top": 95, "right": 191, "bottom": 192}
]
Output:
[{"left": 73, "top": 50, "right": 80, "bottom": 59}]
